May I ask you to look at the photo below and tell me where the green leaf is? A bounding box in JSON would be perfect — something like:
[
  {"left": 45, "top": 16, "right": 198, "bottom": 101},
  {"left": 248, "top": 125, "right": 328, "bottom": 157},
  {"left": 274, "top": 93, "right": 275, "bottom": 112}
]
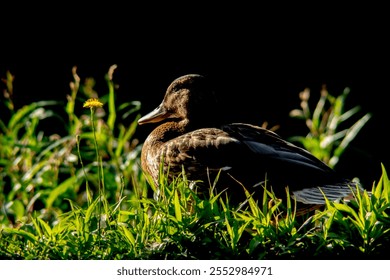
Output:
[
  {"left": 46, "top": 176, "right": 79, "bottom": 209},
  {"left": 380, "top": 163, "right": 390, "bottom": 203},
  {"left": 120, "top": 226, "right": 136, "bottom": 246},
  {"left": 36, "top": 217, "right": 53, "bottom": 237},
  {"left": 7, "top": 200, "right": 25, "bottom": 221},
  {"left": 85, "top": 197, "right": 100, "bottom": 224},
  {"left": 3, "top": 228, "right": 38, "bottom": 243},
  {"left": 174, "top": 189, "right": 182, "bottom": 222},
  {"left": 106, "top": 66, "right": 117, "bottom": 131}
]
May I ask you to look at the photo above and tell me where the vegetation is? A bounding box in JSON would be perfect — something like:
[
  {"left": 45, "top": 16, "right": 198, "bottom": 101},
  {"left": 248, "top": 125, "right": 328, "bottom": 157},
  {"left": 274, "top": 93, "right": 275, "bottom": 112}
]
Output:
[
  {"left": 0, "top": 65, "right": 389, "bottom": 260},
  {"left": 289, "top": 85, "right": 372, "bottom": 168}
]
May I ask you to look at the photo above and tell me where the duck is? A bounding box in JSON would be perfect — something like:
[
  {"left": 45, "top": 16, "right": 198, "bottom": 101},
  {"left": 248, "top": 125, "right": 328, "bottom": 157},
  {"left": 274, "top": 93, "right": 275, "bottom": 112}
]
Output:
[{"left": 137, "top": 73, "right": 363, "bottom": 207}]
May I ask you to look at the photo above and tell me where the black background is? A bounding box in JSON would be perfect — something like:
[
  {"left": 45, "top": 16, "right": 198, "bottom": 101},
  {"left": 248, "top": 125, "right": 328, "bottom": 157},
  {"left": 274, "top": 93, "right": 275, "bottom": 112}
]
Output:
[{"left": 1, "top": 7, "right": 389, "bottom": 190}]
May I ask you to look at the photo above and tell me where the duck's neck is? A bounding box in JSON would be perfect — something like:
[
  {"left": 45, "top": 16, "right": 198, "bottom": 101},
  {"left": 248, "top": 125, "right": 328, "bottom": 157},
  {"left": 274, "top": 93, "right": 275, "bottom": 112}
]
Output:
[{"left": 145, "top": 119, "right": 190, "bottom": 147}]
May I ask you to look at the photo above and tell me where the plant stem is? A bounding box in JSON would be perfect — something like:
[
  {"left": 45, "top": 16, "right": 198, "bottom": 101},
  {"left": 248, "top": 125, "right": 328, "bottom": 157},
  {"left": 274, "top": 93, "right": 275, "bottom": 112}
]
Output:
[{"left": 90, "top": 107, "right": 103, "bottom": 233}]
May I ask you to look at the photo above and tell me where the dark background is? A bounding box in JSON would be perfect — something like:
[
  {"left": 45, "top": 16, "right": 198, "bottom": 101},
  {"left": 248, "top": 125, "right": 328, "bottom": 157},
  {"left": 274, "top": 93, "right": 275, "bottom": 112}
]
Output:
[{"left": 1, "top": 7, "right": 389, "bottom": 190}]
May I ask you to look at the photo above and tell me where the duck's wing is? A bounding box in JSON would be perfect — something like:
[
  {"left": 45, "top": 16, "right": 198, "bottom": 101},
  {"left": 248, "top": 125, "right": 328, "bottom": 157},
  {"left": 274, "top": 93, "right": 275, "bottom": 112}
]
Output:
[
  {"left": 222, "top": 123, "right": 335, "bottom": 174},
  {"left": 221, "top": 123, "right": 362, "bottom": 204}
]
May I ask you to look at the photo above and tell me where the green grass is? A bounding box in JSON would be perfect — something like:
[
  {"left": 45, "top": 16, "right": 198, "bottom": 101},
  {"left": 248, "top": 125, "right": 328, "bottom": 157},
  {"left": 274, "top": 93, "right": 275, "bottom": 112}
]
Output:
[{"left": 1, "top": 66, "right": 389, "bottom": 260}]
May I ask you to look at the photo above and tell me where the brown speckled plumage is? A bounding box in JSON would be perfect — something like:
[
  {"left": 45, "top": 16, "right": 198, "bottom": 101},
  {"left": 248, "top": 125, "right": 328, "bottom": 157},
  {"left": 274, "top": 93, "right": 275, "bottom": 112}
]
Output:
[{"left": 138, "top": 74, "right": 363, "bottom": 206}]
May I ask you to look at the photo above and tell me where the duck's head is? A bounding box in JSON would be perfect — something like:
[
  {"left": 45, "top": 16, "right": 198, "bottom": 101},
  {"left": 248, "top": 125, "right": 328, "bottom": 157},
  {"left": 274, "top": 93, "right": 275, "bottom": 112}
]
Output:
[{"left": 138, "top": 74, "right": 219, "bottom": 128}]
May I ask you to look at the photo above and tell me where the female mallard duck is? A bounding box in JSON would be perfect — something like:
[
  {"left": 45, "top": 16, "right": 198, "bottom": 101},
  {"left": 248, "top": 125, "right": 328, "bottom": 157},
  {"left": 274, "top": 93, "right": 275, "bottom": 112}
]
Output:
[{"left": 138, "top": 74, "right": 362, "bottom": 206}]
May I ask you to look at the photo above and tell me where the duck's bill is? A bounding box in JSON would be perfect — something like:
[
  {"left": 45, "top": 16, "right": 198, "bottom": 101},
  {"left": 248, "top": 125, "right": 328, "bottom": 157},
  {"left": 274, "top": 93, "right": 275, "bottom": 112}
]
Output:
[{"left": 138, "top": 103, "right": 170, "bottom": 125}]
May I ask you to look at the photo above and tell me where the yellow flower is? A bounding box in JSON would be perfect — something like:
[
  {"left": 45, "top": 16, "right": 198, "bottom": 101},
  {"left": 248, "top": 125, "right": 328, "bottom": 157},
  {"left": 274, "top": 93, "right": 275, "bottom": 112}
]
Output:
[{"left": 83, "top": 98, "right": 103, "bottom": 109}]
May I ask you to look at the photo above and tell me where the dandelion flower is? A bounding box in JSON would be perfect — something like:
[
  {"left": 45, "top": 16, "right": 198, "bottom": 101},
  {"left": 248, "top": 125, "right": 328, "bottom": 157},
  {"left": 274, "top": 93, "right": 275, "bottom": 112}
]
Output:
[{"left": 83, "top": 98, "right": 103, "bottom": 109}]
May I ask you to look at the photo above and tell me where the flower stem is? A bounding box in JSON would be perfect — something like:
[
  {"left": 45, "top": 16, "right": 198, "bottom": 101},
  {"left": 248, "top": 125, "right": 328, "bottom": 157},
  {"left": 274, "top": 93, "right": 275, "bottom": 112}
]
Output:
[{"left": 90, "top": 107, "right": 103, "bottom": 232}]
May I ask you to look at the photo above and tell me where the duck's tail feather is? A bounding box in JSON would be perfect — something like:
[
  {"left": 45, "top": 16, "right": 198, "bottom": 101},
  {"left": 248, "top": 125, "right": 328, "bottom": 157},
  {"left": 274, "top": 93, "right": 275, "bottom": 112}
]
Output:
[{"left": 292, "top": 180, "right": 365, "bottom": 205}]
